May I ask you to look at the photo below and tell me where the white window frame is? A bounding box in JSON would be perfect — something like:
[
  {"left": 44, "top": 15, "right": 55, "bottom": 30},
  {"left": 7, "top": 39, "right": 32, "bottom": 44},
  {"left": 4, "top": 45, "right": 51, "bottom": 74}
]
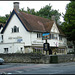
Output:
[
  {"left": 50, "top": 33, "right": 58, "bottom": 40},
  {"left": 37, "top": 33, "right": 42, "bottom": 38},
  {"left": 4, "top": 48, "right": 8, "bottom": 54}
]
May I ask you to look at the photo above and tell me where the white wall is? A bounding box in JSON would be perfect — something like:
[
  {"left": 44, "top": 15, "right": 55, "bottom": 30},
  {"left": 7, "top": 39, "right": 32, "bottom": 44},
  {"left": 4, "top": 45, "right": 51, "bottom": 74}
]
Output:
[
  {"left": 31, "top": 32, "right": 43, "bottom": 46},
  {"left": 0, "top": 43, "right": 25, "bottom": 53},
  {"left": 59, "top": 36, "right": 67, "bottom": 47},
  {"left": 0, "top": 14, "right": 68, "bottom": 53},
  {"left": 51, "top": 22, "right": 59, "bottom": 34},
  {"left": 30, "top": 22, "right": 67, "bottom": 47},
  {"left": 0, "top": 34, "right": 2, "bottom": 42},
  {"left": 3, "top": 14, "right": 31, "bottom": 46},
  {"left": 49, "top": 22, "right": 59, "bottom": 47}
]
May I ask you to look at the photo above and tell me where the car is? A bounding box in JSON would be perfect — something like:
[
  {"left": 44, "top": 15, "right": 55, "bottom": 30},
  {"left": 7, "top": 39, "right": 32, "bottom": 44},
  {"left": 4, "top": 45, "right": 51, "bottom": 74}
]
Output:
[{"left": 0, "top": 58, "right": 4, "bottom": 65}]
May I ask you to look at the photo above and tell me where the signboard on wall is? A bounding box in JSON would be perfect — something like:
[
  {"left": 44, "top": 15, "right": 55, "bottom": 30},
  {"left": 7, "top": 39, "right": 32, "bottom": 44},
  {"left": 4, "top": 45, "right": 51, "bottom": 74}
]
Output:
[
  {"left": 17, "top": 39, "right": 23, "bottom": 43},
  {"left": 42, "top": 33, "right": 50, "bottom": 40}
]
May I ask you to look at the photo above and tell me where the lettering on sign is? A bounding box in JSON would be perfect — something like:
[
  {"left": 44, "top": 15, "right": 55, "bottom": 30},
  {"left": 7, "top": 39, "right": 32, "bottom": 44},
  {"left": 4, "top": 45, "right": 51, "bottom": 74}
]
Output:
[{"left": 8, "top": 36, "right": 22, "bottom": 39}]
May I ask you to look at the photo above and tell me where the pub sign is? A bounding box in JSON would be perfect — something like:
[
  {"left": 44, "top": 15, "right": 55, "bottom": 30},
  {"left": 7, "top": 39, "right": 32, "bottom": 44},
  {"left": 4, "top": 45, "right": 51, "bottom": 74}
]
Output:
[{"left": 43, "top": 43, "right": 49, "bottom": 51}]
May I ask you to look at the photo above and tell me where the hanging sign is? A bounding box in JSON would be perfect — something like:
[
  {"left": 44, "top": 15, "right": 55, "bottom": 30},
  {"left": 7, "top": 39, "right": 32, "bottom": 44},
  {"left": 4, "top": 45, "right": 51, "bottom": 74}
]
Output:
[
  {"left": 43, "top": 43, "right": 50, "bottom": 51},
  {"left": 42, "top": 33, "right": 50, "bottom": 40}
]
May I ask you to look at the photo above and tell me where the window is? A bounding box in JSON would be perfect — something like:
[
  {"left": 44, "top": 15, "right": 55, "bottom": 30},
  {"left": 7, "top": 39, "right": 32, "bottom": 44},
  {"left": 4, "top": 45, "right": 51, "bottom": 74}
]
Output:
[
  {"left": 51, "top": 33, "right": 58, "bottom": 40},
  {"left": 68, "top": 45, "right": 73, "bottom": 48},
  {"left": 37, "top": 33, "right": 42, "bottom": 38},
  {"left": 33, "top": 48, "right": 43, "bottom": 54},
  {"left": 59, "top": 35, "right": 62, "bottom": 40},
  {"left": 1, "top": 35, "right": 3, "bottom": 40},
  {"left": 20, "top": 47, "right": 23, "bottom": 53},
  {"left": 4, "top": 48, "right": 8, "bottom": 54},
  {"left": 12, "top": 26, "right": 19, "bottom": 33},
  {"left": 57, "top": 48, "right": 65, "bottom": 53},
  {"left": 1, "top": 35, "right": 3, "bottom": 43}
]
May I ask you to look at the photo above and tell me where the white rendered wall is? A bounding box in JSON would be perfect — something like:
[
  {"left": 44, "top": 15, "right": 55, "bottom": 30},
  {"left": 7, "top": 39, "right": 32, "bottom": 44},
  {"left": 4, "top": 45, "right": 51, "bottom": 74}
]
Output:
[
  {"left": 30, "top": 22, "right": 67, "bottom": 47},
  {"left": 0, "top": 43, "right": 25, "bottom": 53},
  {"left": 0, "top": 34, "right": 2, "bottom": 42},
  {"left": 48, "top": 22, "right": 59, "bottom": 47},
  {"left": 31, "top": 32, "right": 43, "bottom": 46},
  {"left": 51, "top": 22, "right": 59, "bottom": 34},
  {"left": 3, "top": 14, "right": 31, "bottom": 46},
  {"left": 0, "top": 14, "right": 68, "bottom": 53}
]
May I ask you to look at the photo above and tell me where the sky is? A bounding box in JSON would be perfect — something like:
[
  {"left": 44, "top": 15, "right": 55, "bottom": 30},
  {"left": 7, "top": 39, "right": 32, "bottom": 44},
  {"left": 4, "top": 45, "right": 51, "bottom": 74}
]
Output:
[{"left": 0, "top": 1, "right": 70, "bottom": 22}]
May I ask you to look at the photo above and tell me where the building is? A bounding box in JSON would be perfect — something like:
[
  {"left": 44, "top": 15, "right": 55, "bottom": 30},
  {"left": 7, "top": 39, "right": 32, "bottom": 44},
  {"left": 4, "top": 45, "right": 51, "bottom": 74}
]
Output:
[{"left": 0, "top": 2, "right": 67, "bottom": 55}]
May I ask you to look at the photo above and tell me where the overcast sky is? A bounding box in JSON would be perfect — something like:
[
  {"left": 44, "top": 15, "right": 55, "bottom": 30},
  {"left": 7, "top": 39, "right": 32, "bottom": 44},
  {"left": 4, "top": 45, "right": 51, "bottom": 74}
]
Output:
[{"left": 0, "top": 1, "right": 70, "bottom": 22}]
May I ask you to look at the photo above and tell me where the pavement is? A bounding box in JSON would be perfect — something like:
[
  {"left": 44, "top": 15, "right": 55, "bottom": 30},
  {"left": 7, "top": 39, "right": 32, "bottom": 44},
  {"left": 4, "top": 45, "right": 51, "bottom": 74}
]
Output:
[{"left": 0, "top": 62, "right": 75, "bottom": 74}]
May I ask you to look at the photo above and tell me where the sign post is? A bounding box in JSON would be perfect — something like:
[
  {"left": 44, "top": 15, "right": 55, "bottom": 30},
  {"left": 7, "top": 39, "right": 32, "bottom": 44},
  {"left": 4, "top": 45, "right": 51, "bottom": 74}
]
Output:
[{"left": 42, "top": 33, "right": 50, "bottom": 55}]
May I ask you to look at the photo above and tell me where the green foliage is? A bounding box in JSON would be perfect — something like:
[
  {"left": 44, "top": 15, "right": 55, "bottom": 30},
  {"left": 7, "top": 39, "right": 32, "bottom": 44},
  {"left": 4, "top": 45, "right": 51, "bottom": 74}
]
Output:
[
  {"left": 61, "top": 1, "right": 75, "bottom": 42},
  {"left": 0, "top": 14, "right": 10, "bottom": 24},
  {"left": 60, "top": 1, "right": 75, "bottom": 54},
  {"left": 0, "top": 16, "right": 6, "bottom": 24},
  {"left": 20, "top": 4, "right": 61, "bottom": 24},
  {"left": 37, "top": 4, "right": 61, "bottom": 22},
  {"left": 20, "top": 7, "right": 37, "bottom": 15},
  {"left": 0, "top": 4, "right": 61, "bottom": 24}
]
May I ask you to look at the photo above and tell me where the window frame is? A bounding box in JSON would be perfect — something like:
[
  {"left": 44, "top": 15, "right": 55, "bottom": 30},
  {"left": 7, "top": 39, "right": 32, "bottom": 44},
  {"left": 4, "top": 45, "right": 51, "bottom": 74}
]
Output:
[
  {"left": 4, "top": 48, "right": 8, "bottom": 54},
  {"left": 12, "top": 26, "right": 19, "bottom": 33},
  {"left": 50, "top": 33, "right": 58, "bottom": 40},
  {"left": 59, "top": 35, "right": 62, "bottom": 41},
  {"left": 37, "top": 33, "right": 42, "bottom": 38}
]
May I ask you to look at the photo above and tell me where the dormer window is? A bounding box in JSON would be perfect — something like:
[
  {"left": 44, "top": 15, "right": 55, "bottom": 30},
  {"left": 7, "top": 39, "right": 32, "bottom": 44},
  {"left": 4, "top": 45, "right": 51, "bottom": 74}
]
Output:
[{"left": 12, "top": 26, "right": 19, "bottom": 33}]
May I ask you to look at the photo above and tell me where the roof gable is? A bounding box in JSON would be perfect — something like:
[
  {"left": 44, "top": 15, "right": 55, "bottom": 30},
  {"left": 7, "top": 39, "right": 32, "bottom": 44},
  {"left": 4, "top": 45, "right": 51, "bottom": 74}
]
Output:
[
  {"left": 1, "top": 9, "right": 29, "bottom": 33},
  {"left": 1, "top": 10, "right": 15, "bottom": 33},
  {"left": 50, "top": 22, "right": 60, "bottom": 33},
  {"left": 1, "top": 9, "right": 65, "bottom": 36}
]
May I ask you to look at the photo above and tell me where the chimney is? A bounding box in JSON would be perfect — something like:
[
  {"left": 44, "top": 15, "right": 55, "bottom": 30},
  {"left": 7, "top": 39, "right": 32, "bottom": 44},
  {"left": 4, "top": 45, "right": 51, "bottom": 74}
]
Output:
[
  {"left": 51, "top": 15, "right": 56, "bottom": 21},
  {"left": 13, "top": 2, "right": 19, "bottom": 11}
]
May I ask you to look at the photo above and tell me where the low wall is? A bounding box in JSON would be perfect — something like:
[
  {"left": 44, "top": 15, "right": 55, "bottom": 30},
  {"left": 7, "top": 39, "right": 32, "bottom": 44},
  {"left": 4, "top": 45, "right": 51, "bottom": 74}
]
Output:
[
  {"left": 50, "top": 54, "right": 75, "bottom": 63},
  {"left": 0, "top": 53, "right": 50, "bottom": 64},
  {"left": 58, "top": 54, "right": 75, "bottom": 63},
  {"left": 0, "top": 53, "right": 75, "bottom": 64}
]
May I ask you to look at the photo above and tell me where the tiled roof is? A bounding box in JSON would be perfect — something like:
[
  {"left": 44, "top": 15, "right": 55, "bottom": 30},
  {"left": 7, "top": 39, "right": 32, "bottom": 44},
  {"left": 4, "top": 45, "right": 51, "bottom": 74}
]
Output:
[
  {"left": 1, "top": 9, "right": 65, "bottom": 36},
  {"left": 16, "top": 10, "right": 65, "bottom": 36},
  {"left": 15, "top": 9, "right": 54, "bottom": 33}
]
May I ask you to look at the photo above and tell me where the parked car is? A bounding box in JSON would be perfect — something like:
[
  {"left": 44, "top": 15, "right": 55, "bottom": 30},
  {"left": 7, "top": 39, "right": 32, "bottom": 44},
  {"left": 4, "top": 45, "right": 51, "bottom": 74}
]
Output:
[{"left": 0, "top": 58, "right": 4, "bottom": 65}]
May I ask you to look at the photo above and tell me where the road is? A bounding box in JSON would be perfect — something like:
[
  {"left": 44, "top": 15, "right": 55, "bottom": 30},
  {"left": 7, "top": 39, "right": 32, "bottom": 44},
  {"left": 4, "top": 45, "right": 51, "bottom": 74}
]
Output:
[{"left": 0, "top": 62, "right": 75, "bottom": 74}]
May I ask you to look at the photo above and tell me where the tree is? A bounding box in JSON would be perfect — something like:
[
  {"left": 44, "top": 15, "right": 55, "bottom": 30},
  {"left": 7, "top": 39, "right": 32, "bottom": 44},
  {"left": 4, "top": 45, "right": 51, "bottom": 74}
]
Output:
[
  {"left": 0, "top": 16, "right": 7, "bottom": 24},
  {"left": 61, "top": 1, "right": 75, "bottom": 54},
  {"left": 0, "top": 14, "right": 10, "bottom": 24},
  {"left": 37, "top": 4, "right": 61, "bottom": 23},
  {"left": 0, "top": 4, "right": 61, "bottom": 25},
  {"left": 20, "top": 7, "right": 36, "bottom": 15},
  {"left": 20, "top": 4, "right": 61, "bottom": 24}
]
